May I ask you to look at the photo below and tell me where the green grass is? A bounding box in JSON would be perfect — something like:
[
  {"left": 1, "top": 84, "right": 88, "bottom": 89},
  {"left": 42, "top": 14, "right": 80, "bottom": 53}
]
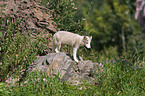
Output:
[
  {"left": 1, "top": 22, "right": 52, "bottom": 81},
  {"left": 1, "top": 57, "right": 145, "bottom": 96}
]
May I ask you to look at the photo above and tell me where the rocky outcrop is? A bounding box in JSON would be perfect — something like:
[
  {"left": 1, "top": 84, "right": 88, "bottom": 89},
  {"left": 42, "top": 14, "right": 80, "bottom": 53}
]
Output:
[
  {"left": 0, "top": 0, "right": 57, "bottom": 36},
  {"left": 28, "top": 52, "right": 103, "bottom": 85}
]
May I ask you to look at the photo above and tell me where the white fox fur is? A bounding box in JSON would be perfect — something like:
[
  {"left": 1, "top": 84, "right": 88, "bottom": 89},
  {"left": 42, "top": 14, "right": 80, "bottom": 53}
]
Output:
[{"left": 53, "top": 31, "right": 92, "bottom": 62}]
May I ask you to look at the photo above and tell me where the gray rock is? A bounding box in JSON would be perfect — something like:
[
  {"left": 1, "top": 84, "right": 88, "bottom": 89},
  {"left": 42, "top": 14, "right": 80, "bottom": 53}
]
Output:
[{"left": 28, "top": 52, "right": 102, "bottom": 85}]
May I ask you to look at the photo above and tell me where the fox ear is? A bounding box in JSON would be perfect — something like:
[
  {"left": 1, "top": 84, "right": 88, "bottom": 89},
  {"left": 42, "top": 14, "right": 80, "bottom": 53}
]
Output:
[{"left": 90, "top": 36, "right": 92, "bottom": 40}]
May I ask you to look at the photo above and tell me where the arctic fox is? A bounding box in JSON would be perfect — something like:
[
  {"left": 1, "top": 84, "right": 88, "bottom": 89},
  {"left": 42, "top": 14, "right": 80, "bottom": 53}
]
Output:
[{"left": 53, "top": 31, "right": 92, "bottom": 62}]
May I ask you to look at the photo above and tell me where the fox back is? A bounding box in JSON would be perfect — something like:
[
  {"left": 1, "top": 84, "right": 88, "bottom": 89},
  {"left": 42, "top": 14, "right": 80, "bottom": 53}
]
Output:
[{"left": 53, "top": 31, "right": 92, "bottom": 48}]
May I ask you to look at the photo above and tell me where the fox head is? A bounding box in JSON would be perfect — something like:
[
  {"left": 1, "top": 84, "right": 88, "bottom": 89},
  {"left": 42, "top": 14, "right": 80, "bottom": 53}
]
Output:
[{"left": 83, "top": 36, "right": 92, "bottom": 48}]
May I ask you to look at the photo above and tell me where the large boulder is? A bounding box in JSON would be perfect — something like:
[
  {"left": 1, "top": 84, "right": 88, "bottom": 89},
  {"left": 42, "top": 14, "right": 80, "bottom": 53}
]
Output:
[{"left": 28, "top": 52, "right": 103, "bottom": 85}]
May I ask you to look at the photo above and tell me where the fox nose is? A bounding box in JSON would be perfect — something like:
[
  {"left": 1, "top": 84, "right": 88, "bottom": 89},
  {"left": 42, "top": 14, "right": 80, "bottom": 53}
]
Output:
[{"left": 88, "top": 46, "right": 91, "bottom": 48}]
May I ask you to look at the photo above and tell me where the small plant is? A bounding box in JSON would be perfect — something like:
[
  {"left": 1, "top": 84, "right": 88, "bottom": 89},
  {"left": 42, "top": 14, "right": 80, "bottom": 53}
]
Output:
[{"left": 1, "top": 21, "right": 52, "bottom": 81}]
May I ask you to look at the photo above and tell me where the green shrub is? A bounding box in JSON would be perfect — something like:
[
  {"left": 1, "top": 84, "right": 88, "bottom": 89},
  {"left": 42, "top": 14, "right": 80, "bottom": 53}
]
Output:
[
  {"left": 1, "top": 22, "right": 51, "bottom": 81},
  {"left": 40, "top": 0, "right": 84, "bottom": 32}
]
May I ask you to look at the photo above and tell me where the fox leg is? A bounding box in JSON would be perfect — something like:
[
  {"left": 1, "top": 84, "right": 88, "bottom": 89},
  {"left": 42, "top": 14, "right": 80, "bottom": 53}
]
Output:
[
  {"left": 70, "top": 47, "right": 73, "bottom": 56},
  {"left": 56, "top": 44, "right": 61, "bottom": 53},
  {"left": 73, "top": 46, "right": 79, "bottom": 62},
  {"left": 60, "top": 44, "right": 65, "bottom": 52},
  {"left": 55, "top": 41, "right": 61, "bottom": 53},
  {"left": 55, "top": 46, "right": 59, "bottom": 53}
]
